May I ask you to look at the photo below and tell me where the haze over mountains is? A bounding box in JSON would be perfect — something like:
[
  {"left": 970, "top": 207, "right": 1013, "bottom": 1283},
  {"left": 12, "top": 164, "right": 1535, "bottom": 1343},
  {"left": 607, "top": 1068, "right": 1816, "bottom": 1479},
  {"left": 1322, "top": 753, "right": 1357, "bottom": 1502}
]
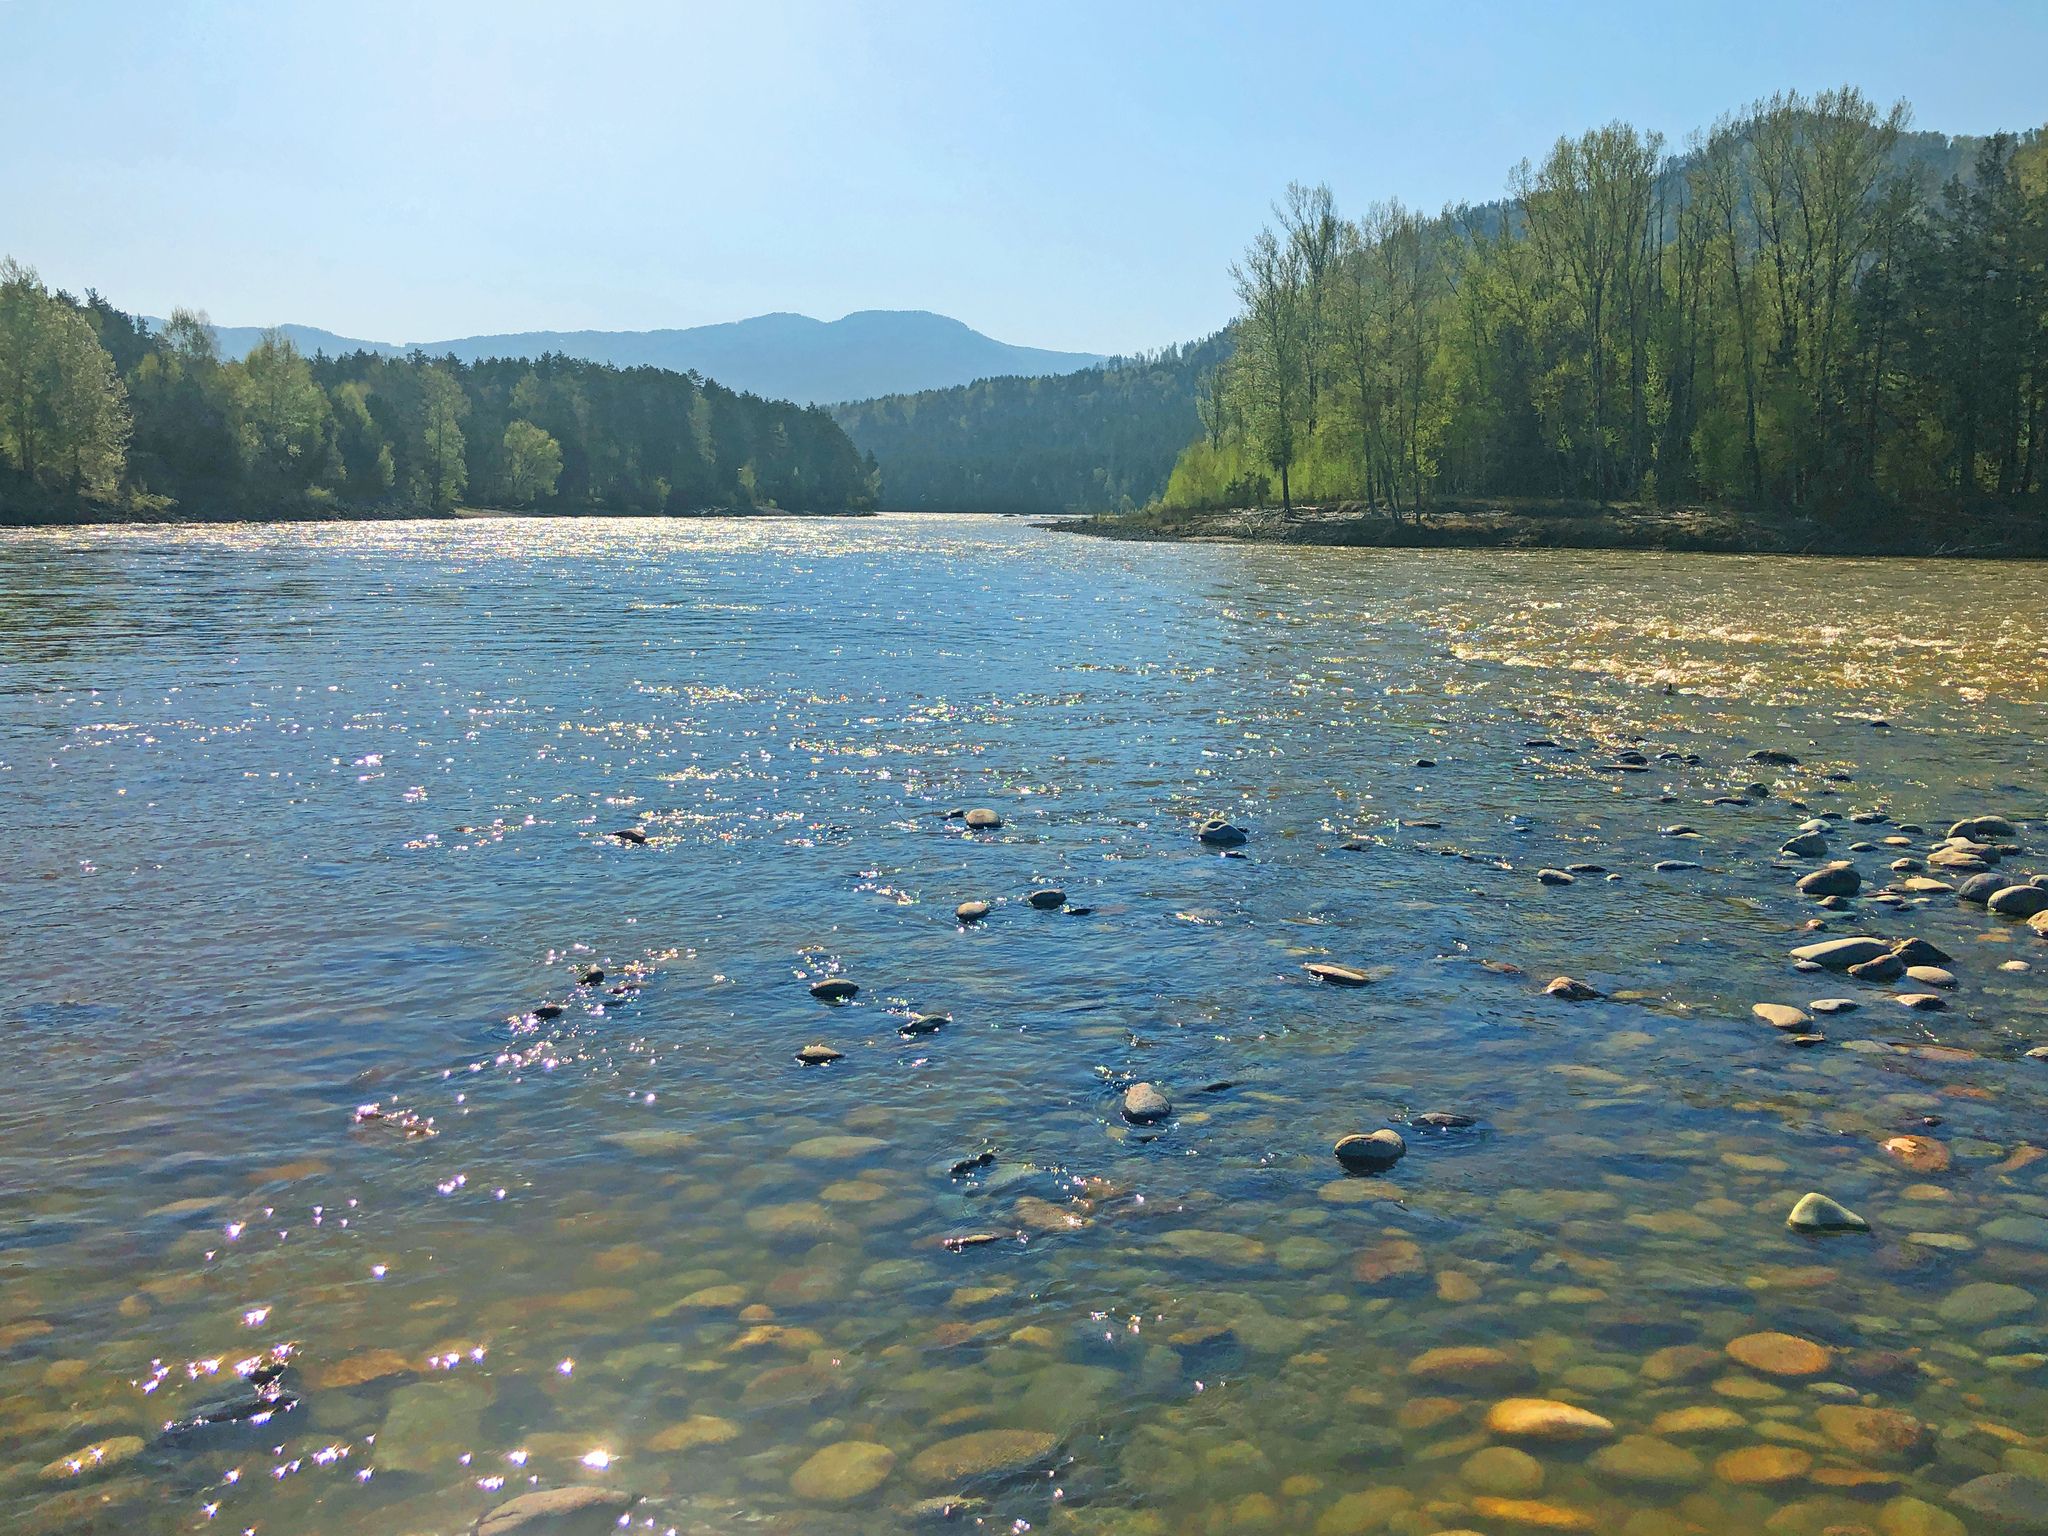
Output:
[{"left": 157, "top": 310, "right": 1109, "bottom": 406}]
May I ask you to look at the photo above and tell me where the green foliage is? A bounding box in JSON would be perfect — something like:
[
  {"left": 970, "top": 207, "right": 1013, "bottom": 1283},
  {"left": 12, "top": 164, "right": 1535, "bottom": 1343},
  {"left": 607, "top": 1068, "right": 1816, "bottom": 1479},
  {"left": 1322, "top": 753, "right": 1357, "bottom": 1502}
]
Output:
[
  {"left": 0, "top": 259, "right": 132, "bottom": 501},
  {"left": 0, "top": 277, "right": 876, "bottom": 520},
  {"left": 1170, "top": 92, "right": 2048, "bottom": 519},
  {"left": 502, "top": 418, "right": 562, "bottom": 505}
]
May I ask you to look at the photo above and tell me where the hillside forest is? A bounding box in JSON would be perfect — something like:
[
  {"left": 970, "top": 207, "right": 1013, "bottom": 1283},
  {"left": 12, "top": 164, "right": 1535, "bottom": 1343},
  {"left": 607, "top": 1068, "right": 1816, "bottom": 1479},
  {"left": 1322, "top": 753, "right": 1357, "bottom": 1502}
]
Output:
[
  {"left": 0, "top": 266, "right": 877, "bottom": 521},
  {"left": 831, "top": 334, "right": 1229, "bottom": 514},
  {"left": 1173, "top": 89, "right": 2048, "bottom": 519}
]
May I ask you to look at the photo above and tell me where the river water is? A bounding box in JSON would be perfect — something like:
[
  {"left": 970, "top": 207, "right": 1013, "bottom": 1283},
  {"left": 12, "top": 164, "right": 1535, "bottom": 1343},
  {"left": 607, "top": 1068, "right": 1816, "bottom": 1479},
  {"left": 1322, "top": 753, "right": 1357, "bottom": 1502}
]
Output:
[{"left": 3, "top": 515, "right": 2046, "bottom": 1536}]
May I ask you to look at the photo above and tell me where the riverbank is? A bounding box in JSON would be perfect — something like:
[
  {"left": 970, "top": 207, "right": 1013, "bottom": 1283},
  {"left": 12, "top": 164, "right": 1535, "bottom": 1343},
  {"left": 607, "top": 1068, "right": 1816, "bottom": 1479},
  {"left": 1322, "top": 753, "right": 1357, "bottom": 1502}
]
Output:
[{"left": 1048, "top": 497, "right": 2048, "bottom": 557}]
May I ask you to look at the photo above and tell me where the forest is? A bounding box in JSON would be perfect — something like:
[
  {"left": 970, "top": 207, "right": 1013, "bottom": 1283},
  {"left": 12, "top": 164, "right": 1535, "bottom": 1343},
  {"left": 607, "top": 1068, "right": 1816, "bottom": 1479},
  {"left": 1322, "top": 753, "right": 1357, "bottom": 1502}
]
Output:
[
  {"left": 1176, "top": 89, "right": 2048, "bottom": 519},
  {"left": 0, "top": 267, "right": 877, "bottom": 522},
  {"left": 832, "top": 335, "right": 1228, "bottom": 514}
]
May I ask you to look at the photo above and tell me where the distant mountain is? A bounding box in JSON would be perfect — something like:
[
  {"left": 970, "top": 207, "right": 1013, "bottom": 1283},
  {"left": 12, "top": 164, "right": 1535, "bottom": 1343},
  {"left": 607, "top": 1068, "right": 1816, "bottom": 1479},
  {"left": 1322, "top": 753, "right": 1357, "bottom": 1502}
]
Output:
[{"left": 149, "top": 310, "right": 1106, "bottom": 405}]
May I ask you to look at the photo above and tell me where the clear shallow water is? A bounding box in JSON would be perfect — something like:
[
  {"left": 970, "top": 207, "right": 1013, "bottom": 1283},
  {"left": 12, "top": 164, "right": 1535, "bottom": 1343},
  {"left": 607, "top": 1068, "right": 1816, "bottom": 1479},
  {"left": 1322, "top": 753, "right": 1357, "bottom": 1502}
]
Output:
[{"left": 2, "top": 516, "right": 2047, "bottom": 1536}]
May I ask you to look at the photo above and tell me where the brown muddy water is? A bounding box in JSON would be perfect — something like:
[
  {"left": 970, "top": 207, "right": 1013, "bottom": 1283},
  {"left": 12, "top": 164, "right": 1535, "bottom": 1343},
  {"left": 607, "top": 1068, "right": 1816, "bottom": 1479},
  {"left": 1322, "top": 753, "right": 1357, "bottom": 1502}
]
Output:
[{"left": 2, "top": 516, "right": 2046, "bottom": 1536}]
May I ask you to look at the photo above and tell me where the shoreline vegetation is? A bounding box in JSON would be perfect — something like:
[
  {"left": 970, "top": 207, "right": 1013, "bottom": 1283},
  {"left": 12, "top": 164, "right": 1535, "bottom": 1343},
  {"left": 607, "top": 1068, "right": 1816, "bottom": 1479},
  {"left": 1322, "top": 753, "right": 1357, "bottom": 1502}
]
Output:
[
  {"left": 0, "top": 262, "right": 878, "bottom": 527},
  {"left": 1048, "top": 498, "right": 2048, "bottom": 557},
  {"left": 1165, "top": 88, "right": 2047, "bottom": 545}
]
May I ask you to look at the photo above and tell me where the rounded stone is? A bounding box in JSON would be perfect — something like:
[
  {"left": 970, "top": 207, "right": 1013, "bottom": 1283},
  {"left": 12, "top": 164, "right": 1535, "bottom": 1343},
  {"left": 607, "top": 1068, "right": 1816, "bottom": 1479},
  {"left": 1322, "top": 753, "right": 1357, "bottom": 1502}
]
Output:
[
  {"left": 790, "top": 1441, "right": 897, "bottom": 1502},
  {"left": 1904, "top": 965, "right": 1956, "bottom": 988},
  {"left": 1122, "top": 1082, "right": 1171, "bottom": 1124},
  {"left": 1543, "top": 975, "right": 1602, "bottom": 1000},
  {"left": 1878, "top": 1495, "right": 1967, "bottom": 1536},
  {"left": 956, "top": 901, "right": 990, "bottom": 922},
  {"left": 789, "top": 1135, "right": 887, "bottom": 1160},
  {"left": 1406, "top": 1347, "right": 1532, "bottom": 1393},
  {"left": 1648, "top": 1405, "right": 1747, "bottom": 1438},
  {"left": 1725, "top": 1332, "right": 1832, "bottom": 1377},
  {"left": 744, "top": 1202, "right": 834, "bottom": 1237},
  {"left": 1484, "top": 1398, "right": 1616, "bottom": 1441},
  {"left": 1788, "top": 1193, "right": 1870, "bottom": 1233},
  {"left": 1936, "top": 1283, "right": 2036, "bottom": 1326},
  {"left": 963, "top": 808, "right": 1002, "bottom": 829},
  {"left": 1754, "top": 1003, "right": 1811, "bottom": 1030},
  {"left": 1334, "top": 1130, "right": 1406, "bottom": 1171},
  {"left": 1948, "top": 1472, "right": 2048, "bottom": 1530},
  {"left": 809, "top": 979, "right": 859, "bottom": 1003},
  {"left": 1027, "top": 888, "right": 1066, "bottom": 909},
  {"left": 1789, "top": 936, "right": 1891, "bottom": 969},
  {"left": 1798, "top": 863, "right": 1863, "bottom": 897},
  {"left": 1196, "top": 818, "right": 1247, "bottom": 847},
  {"left": 1814, "top": 1405, "right": 1928, "bottom": 1462},
  {"left": 1882, "top": 1136, "right": 1950, "bottom": 1173},
  {"left": 1587, "top": 1435, "right": 1706, "bottom": 1487},
  {"left": 1990, "top": 885, "right": 2048, "bottom": 917},
  {"left": 38, "top": 1437, "right": 145, "bottom": 1483},
  {"left": 795, "top": 1043, "right": 844, "bottom": 1065},
  {"left": 1460, "top": 1445, "right": 1545, "bottom": 1496},
  {"left": 1714, "top": 1445, "right": 1814, "bottom": 1484},
  {"left": 475, "top": 1487, "right": 639, "bottom": 1536},
  {"left": 908, "top": 1429, "right": 1056, "bottom": 1485},
  {"left": 1305, "top": 961, "right": 1370, "bottom": 986},
  {"left": 1537, "top": 868, "right": 1575, "bottom": 885}
]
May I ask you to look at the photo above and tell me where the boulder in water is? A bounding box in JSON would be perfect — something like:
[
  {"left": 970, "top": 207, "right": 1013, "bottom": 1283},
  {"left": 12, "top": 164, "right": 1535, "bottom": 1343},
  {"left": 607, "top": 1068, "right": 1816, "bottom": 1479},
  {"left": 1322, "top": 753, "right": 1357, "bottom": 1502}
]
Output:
[{"left": 1196, "top": 818, "right": 1248, "bottom": 847}]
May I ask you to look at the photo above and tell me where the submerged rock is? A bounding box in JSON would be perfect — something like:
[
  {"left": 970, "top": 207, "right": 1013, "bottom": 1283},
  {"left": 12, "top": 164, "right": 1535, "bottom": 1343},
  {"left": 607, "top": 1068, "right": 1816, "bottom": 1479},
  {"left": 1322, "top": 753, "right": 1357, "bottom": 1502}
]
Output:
[
  {"left": 810, "top": 979, "right": 859, "bottom": 1003},
  {"left": 1537, "top": 868, "right": 1575, "bottom": 885},
  {"left": 475, "top": 1487, "right": 639, "bottom": 1536},
  {"left": 1949, "top": 1472, "right": 2048, "bottom": 1529},
  {"left": 1725, "top": 1332, "right": 1832, "bottom": 1376},
  {"left": 1027, "top": 888, "right": 1066, "bottom": 909},
  {"left": 908, "top": 1430, "right": 1056, "bottom": 1485},
  {"left": 955, "top": 900, "right": 990, "bottom": 922},
  {"left": 963, "top": 808, "right": 1003, "bottom": 829},
  {"left": 1484, "top": 1398, "right": 1615, "bottom": 1441},
  {"left": 1587, "top": 1435, "right": 1706, "bottom": 1488},
  {"left": 795, "top": 1044, "right": 844, "bottom": 1065},
  {"left": 1196, "top": 818, "right": 1248, "bottom": 847},
  {"left": 790, "top": 1441, "right": 897, "bottom": 1502}
]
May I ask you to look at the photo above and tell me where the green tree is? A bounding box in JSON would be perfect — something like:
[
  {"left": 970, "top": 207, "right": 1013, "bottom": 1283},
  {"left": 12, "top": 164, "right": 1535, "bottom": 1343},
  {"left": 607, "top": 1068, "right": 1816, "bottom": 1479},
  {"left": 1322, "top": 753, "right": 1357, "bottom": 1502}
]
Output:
[
  {"left": 416, "top": 365, "right": 469, "bottom": 508},
  {"left": 502, "top": 418, "right": 562, "bottom": 504},
  {"left": 0, "top": 258, "right": 131, "bottom": 501},
  {"left": 1229, "top": 225, "right": 1309, "bottom": 508},
  {"left": 228, "top": 328, "right": 331, "bottom": 491}
]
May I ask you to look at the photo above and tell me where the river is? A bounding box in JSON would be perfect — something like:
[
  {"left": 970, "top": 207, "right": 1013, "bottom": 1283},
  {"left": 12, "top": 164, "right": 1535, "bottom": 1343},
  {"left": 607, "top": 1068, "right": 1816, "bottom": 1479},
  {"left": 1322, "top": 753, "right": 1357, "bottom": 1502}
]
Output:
[{"left": 3, "top": 515, "right": 2046, "bottom": 1535}]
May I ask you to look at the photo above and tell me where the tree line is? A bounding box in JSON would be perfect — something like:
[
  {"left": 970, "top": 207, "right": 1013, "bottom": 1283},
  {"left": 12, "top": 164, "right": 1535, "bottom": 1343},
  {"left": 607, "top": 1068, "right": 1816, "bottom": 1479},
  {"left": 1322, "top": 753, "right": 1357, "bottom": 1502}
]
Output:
[
  {"left": 1175, "top": 89, "right": 2048, "bottom": 519},
  {"left": 832, "top": 334, "right": 1230, "bottom": 514},
  {"left": 0, "top": 264, "right": 877, "bottom": 521}
]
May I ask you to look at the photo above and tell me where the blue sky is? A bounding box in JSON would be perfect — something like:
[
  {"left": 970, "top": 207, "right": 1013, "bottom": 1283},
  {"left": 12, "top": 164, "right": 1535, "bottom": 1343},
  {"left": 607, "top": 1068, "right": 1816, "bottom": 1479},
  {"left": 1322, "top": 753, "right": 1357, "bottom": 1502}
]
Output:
[{"left": 3, "top": 0, "right": 2044, "bottom": 355}]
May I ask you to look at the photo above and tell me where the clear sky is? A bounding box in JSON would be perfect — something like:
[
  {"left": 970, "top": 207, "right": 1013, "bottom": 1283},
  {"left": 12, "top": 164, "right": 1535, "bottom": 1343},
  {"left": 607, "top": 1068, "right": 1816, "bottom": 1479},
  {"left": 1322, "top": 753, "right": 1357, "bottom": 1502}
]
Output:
[{"left": 4, "top": 0, "right": 2044, "bottom": 356}]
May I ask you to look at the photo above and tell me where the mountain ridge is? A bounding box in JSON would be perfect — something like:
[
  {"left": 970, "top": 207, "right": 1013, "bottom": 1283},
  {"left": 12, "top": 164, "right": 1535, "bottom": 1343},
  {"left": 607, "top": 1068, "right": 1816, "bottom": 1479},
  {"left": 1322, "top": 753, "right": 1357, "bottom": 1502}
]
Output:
[{"left": 145, "top": 309, "right": 1109, "bottom": 406}]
